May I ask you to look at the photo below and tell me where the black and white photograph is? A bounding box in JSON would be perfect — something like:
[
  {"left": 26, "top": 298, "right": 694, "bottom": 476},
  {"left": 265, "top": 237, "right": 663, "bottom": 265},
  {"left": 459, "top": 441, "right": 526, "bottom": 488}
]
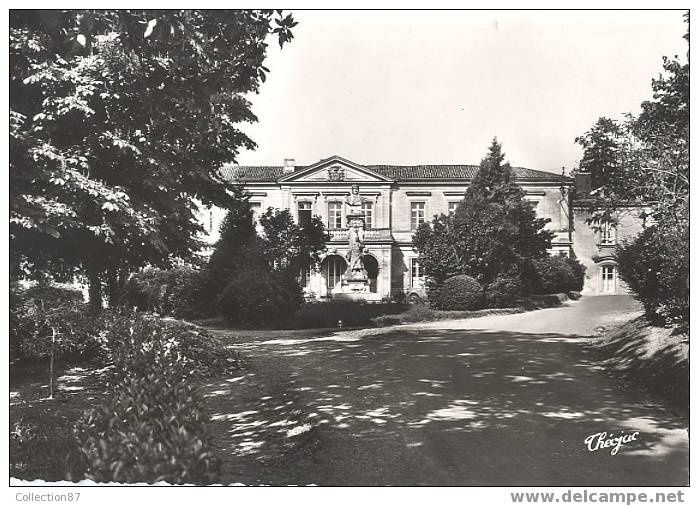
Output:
[{"left": 6, "top": 3, "right": 691, "bottom": 499}]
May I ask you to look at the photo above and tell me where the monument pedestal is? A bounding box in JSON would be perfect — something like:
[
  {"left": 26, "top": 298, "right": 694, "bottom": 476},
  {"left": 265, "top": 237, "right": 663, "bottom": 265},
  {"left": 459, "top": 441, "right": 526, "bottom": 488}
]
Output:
[{"left": 342, "top": 276, "right": 369, "bottom": 293}]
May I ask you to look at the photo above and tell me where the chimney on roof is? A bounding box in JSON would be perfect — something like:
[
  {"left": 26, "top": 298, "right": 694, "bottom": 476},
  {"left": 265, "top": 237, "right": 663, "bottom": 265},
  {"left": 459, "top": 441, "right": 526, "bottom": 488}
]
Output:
[{"left": 283, "top": 158, "right": 295, "bottom": 174}]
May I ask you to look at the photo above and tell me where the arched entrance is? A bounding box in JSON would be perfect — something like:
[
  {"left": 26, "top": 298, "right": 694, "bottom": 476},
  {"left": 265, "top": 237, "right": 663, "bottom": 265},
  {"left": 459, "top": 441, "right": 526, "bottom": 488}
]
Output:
[
  {"left": 322, "top": 255, "right": 347, "bottom": 295},
  {"left": 363, "top": 254, "right": 379, "bottom": 293}
]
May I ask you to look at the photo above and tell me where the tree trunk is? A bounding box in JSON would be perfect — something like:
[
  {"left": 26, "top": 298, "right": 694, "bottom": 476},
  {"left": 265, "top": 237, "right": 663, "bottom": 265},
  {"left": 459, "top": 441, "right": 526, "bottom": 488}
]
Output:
[
  {"left": 106, "top": 267, "right": 118, "bottom": 308},
  {"left": 87, "top": 266, "right": 103, "bottom": 314}
]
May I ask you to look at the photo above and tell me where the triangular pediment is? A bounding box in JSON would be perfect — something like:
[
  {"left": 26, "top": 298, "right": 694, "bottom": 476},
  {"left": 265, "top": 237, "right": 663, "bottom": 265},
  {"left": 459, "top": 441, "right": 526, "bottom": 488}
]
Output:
[{"left": 279, "top": 155, "right": 393, "bottom": 183}]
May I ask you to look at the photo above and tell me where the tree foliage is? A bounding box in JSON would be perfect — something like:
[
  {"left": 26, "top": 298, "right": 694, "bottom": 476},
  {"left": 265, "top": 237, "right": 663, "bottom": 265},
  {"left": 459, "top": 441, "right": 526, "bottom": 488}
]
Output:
[
  {"left": 204, "top": 188, "right": 328, "bottom": 320},
  {"left": 574, "top": 13, "right": 688, "bottom": 227},
  {"left": 616, "top": 224, "right": 688, "bottom": 326},
  {"left": 413, "top": 139, "right": 553, "bottom": 303},
  {"left": 574, "top": 13, "right": 688, "bottom": 326},
  {"left": 257, "top": 208, "right": 329, "bottom": 274},
  {"left": 10, "top": 10, "right": 297, "bottom": 309}
]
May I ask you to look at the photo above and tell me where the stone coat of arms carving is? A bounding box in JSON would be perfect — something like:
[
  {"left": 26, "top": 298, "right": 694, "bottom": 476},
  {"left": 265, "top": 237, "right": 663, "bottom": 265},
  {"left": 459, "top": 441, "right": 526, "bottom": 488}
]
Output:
[{"left": 327, "top": 166, "right": 345, "bottom": 181}]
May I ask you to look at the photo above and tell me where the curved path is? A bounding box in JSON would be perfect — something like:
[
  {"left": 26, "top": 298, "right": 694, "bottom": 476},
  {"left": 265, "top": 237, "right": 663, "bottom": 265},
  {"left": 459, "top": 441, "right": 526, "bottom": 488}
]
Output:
[{"left": 204, "top": 296, "right": 688, "bottom": 486}]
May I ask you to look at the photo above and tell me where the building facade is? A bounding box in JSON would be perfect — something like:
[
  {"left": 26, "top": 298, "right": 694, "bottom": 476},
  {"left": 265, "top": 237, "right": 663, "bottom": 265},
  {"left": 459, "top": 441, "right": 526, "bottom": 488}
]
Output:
[
  {"left": 570, "top": 172, "right": 647, "bottom": 296},
  {"left": 201, "top": 155, "right": 640, "bottom": 299}
]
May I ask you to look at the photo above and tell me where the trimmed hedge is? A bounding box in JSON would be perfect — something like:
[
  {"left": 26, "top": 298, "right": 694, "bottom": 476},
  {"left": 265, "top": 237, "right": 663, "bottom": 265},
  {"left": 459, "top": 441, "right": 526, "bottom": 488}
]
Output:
[
  {"left": 286, "top": 302, "right": 408, "bottom": 329},
  {"left": 437, "top": 275, "right": 484, "bottom": 310},
  {"left": 217, "top": 269, "right": 304, "bottom": 324}
]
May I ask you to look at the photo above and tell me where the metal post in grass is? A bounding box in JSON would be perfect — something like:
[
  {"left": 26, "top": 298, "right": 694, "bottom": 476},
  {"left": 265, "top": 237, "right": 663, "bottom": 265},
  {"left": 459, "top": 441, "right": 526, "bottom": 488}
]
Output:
[{"left": 48, "top": 327, "right": 56, "bottom": 400}]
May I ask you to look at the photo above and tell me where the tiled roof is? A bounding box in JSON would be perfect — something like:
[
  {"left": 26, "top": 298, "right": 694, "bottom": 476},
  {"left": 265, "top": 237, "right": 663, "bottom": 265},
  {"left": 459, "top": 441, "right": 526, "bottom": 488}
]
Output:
[
  {"left": 219, "top": 165, "right": 285, "bottom": 181},
  {"left": 219, "top": 163, "right": 570, "bottom": 183}
]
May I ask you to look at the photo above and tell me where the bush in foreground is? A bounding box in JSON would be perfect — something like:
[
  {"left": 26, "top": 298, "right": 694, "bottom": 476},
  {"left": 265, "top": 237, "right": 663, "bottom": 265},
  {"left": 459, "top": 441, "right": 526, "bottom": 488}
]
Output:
[
  {"left": 437, "top": 275, "right": 484, "bottom": 311},
  {"left": 75, "top": 314, "right": 221, "bottom": 484},
  {"left": 100, "top": 312, "right": 240, "bottom": 377}
]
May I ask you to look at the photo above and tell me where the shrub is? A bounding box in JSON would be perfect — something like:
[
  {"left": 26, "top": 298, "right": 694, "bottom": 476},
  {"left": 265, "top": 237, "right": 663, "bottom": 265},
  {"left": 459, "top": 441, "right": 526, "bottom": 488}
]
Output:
[
  {"left": 74, "top": 314, "right": 220, "bottom": 484},
  {"left": 22, "top": 283, "right": 84, "bottom": 308},
  {"left": 100, "top": 312, "right": 240, "bottom": 377},
  {"left": 437, "top": 275, "right": 484, "bottom": 310},
  {"left": 11, "top": 416, "right": 85, "bottom": 482},
  {"left": 533, "top": 255, "right": 585, "bottom": 294},
  {"left": 217, "top": 269, "right": 303, "bottom": 324},
  {"left": 486, "top": 274, "right": 525, "bottom": 308},
  {"left": 565, "top": 257, "right": 587, "bottom": 291},
  {"left": 616, "top": 225, "right": 688, "bottom": 326},
  {"left": 10, "top": 283, "right": 101, "bottom": 363},
  {"left": 121, "top": 266, "right": 214, "bottom": 319}
]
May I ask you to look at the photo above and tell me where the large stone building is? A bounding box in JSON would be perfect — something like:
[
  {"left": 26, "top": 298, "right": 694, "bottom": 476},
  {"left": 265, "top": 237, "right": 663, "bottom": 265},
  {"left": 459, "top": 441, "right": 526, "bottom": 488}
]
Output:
[{"left": 201, "top": 155, "right": 642, "bottom": 300}]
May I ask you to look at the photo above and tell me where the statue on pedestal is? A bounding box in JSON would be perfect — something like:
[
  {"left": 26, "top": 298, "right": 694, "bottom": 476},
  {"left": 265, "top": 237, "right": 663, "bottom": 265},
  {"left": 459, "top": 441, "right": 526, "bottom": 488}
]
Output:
[
  {"left": 344, "top": 184, "right": 368, "bottom": 279},
  {"left": 346, "top": 220, "right": 367, "bottom": 278}
]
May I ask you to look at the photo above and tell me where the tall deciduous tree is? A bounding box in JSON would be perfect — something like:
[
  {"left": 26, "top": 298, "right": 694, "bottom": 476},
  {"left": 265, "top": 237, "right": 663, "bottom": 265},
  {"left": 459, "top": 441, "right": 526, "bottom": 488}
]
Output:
[
  {"left": 10, "top": 10, "right": 297, "bottom": 311},
  {"left": 574, "top": 13, "right": 688, "bottom": 227},
  {"left": 573, "top": 12, "right": 688, "bottom": 326},
  {"left": 413, "top": 139, "right": 553, "bottom": 299}
]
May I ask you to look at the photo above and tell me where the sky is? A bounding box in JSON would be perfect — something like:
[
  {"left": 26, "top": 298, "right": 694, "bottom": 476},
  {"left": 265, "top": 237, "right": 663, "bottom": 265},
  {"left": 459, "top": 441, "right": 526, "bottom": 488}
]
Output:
[{"left": 235, "top": 10, "right": 687, "bottom": 175}]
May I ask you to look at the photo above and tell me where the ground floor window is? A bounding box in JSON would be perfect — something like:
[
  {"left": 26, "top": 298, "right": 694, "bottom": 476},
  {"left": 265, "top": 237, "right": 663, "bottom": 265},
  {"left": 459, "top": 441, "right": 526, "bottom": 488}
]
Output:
[
  {"left": 411, "top": 258, "right": 425, "bottom": 288},
  {"left": 297, "top": 260, "right": 312, "bottom": 289},
  {"left": 323, "top": 255, "right": 346, "bottom": 291},
  {"left": 601, "top": 265, "right": 617, "bottom": 293}
]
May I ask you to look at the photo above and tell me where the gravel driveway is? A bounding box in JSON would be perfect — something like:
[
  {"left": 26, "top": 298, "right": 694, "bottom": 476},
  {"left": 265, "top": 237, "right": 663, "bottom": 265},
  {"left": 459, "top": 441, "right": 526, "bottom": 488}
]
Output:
[{"left": 204, "top": 296, "right": 688, "bottom": 486}]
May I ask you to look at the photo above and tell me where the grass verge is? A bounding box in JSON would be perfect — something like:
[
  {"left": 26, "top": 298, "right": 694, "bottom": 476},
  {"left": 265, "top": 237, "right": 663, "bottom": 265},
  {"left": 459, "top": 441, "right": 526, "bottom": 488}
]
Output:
[{"left": 588, "top": 317, "right": 688, "bottom": 417}]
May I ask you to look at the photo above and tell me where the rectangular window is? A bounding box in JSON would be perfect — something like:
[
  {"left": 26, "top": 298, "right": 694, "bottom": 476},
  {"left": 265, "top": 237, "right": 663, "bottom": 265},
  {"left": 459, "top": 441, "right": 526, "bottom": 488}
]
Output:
[
  {"left": 601, "top": 265, "right": 617, "bottom": 293},
  {"left": 411, "top": 202, "right": 426, "bottom": 230},
  {"left": 325, "top": 256, "right": 344, "bottom": 290},
  {"left": 298, "top": 201, "right": 312, "bottom": 228},
  {"left": 328, "top": 202, "right": 342, "bottom": 229},
  {"left": 362, "top": 201, "right": 374, "bottom": 229},
  {"left": 447, "top": 201, "right": 460, "bottom": 217},
  {"left": 530, "top": 200, "right": 540, "bottom": 218},
  {"left": 411, "top": 258, "right": 425, "bottom": 288},
  {"left": 600, "top": 222, "right": 615, "bottom": 245}
]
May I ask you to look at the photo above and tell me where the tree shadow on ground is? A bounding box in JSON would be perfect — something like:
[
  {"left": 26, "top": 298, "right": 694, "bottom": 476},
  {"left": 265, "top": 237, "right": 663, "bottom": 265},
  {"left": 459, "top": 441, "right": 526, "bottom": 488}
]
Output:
[{"left": 204, "top": 326, "right": 688, "bottom": 486}]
